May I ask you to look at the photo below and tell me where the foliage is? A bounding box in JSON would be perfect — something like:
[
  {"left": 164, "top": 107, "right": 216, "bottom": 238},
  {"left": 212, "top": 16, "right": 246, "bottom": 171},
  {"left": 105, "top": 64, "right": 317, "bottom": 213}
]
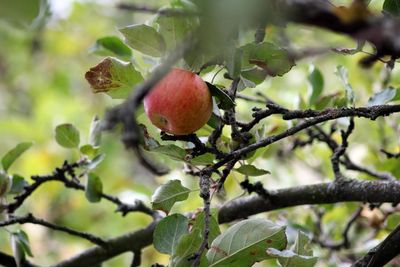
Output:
[{"left": 1, "top": 0, "right": 400, "bottom": 267}]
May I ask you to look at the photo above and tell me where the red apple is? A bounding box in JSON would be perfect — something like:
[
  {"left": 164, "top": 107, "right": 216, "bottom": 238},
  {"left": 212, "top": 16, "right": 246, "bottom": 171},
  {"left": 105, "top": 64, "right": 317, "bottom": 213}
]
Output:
[{"left": 144, "top": 68, "right": 212, "bottom": 135}]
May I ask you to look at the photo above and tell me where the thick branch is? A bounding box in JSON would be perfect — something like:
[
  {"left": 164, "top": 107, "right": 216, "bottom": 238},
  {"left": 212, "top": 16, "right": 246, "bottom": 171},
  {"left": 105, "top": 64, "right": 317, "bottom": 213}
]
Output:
[
  {"left": 353, "top": 223, "right": 400, "bottom": 267},
  {"left": 52, "top": 222, "right": 156, "bottom": 267},
  {"left": 0, "top": 251, "right": 36, "bottom": 267},
  {"left": 281, "top": 0, "right": 400, "bottom": 63},
  {"left": 218, "top": 179, "right": 400, "bottom": 223}
]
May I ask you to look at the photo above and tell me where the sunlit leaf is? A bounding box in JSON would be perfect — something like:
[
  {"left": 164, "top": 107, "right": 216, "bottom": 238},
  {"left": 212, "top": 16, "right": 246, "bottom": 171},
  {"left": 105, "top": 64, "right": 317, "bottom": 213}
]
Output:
[
  {"left": 154, "top": 214, "right": 189, "bottom": 254},
  {"left": 207, "top": 218, "right": 287, "bottom": 266},
  {"left": 151, "top": 180, "right": 190, "bottom": 213},
  {"left": 89, "top": 36, "right": 132, "bottom": 60},
  {"left": 80, "top": 144, "right": 99, "bottom": 158},
  {"left": 85, "top": 57, "right": 144, "bottom": 99},
  {"left": 234, "top": 164, "right": 270, "bottom": 176},
  {"left": 55, "top": 124, "right": 80, "bottom": 149},
  {"left": 85, "top": 173, "right": 103, "bottom": 203},
  {"left": 367, "top": 88, "right": 397, "bottom": 106},
  {"left": 119, "top": 24, "right": 166, "bottom": 57},
  {"left": 2, "top": 142, "right": 33, "bottom": 171}
]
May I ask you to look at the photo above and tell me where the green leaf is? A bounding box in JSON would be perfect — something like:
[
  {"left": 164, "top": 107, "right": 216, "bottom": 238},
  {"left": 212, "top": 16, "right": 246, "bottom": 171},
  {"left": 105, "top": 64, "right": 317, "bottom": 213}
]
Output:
[
  {"left": 171, "top": 228, "right": 208, "bottom": 267},
  {"left": 0, "top": 171, "right": 11, "bottom": 197},
  {"left": 89, "top": 36, "right": 132, "bottom": 60},
  {"left": 206, "top": 218, "right": 287, "bottom": 266},
  {"left": 9, "top": 174, "right": 28, "bottom": 195},
  {"left": 151, "top": 145, "right": 187, "bottom": 161},
  {"left": 119, "top": 24, "right": 166, "bottom": 57},
  {"left": 267, "top": 248, "right": 317, "bottom": 267},
  {"left": 85, "top": 57, "right": 144, "bottom": 99},
  {"left": 206, "top": 83, "right": 235, "bottom": 110},
  {"left": 151, "top": 180, "right": 190, "bottom": 214},
  {"left": 11, "top": 233, "right": 25, "bottom": 266},
  {"left": 155, "top": 15, "right": 196, "bottom": 51},
  {"left": 55, "top": 124, "right": 80, "bottom": 149},
  {"left": 335, "top": 65, "right": 354, "bottom": 105},
  {"left": 189, "top": 153, "right": 215, "bottom": 165},
  {"left": 15, "top": 230, "right": 33, "bottom": 257},
  {"left": 267, "top": 231, "right": 318, "bottom": 267},
  {"left": 207, "top": 112, "right": 222, "bottom": 130},
  {"left": 234, "top": 165, "right": 270, "bottom": 176},
  {"left": 85, "top": 173, "right": 103, "bottom": 203},
  {"left": 0, "top": 0, "right": 43, "bottom": 27},
  {"left": 2, "top": 142, "right": 33, "bottom": 172},
  {"left": 241, "top": 68, "right": 268, "bottom": 85},
  {"left": 191, "top": 211, "right": 221, "bottom": 246},
  {"left": 238, "top": 75, "right": 257, "bottom": 91},
  {"left": 89, "top": 116, "right": 102, "bottom": 147},
  {"left": 153, "top": 214, "right": 189, "bottom": 254},
  {"left": 240, "top": 42, "right": 295, "bottom": 77},
  {"left": 79, "top": 144, "right": 99, "bottom": 158},
  {"left": 387, "top": 214, "right": 400, "bottom": 230},
  {"left": 383, "top": 0, "right": 400, "bottom": 16},
  {"left": 225, "top": 47, "right": 242, "bottom": 79},
  {"left": 367, "top": 88, "right": 397, "bottom": 106},
  {"left": 308, "top": 66, "right": 324, "bottom": 106}
]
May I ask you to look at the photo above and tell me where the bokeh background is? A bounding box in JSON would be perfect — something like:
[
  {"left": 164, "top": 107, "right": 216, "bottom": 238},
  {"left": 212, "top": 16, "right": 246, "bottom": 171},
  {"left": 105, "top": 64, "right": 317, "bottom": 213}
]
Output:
[{"left": 1, "top": 0, "right": 400, "bottom": 266}]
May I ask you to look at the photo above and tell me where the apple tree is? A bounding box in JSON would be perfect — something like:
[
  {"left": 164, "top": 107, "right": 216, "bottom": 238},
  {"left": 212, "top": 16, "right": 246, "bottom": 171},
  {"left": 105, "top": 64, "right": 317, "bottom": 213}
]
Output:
[{"left": 2, "top": 0, "right": 400, "bottom": 266}]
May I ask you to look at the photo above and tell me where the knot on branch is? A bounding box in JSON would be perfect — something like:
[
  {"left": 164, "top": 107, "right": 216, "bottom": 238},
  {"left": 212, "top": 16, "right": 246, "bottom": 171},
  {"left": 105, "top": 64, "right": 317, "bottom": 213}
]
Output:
[{"left": 240, "top": 180, "right": 270, "bottom": 199}]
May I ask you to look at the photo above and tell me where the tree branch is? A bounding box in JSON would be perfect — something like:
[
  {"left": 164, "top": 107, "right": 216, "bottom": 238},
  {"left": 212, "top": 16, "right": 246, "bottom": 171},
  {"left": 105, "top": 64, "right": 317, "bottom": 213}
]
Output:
[
  {"left": 218, "top": 179, "right": 400, "bottom": 223},
  {"left": 212, "top": 104, "right": 400, "bottom": 170},
  {"left": 0, "top": 213, "right": 106, "bottom": 246},
  {"left": 51, "top": 221, "right": 157, "bottom": 267}
]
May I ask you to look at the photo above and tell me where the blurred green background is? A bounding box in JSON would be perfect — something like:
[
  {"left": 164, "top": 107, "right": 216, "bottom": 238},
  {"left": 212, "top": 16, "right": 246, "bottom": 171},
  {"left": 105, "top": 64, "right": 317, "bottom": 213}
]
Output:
[{"left": 1, "top": 0, "right": 400, "bottom": 266}]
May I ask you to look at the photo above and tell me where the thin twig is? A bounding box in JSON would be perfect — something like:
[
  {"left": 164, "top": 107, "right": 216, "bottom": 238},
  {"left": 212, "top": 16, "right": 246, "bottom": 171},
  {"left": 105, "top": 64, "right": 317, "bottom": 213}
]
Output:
[{"left": 0, "top": 213, "right": 106, "bottom": 246}]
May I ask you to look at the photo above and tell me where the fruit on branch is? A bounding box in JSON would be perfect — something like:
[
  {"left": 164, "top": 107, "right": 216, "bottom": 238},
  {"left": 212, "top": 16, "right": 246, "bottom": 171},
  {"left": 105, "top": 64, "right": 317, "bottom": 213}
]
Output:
[{"left": 144, "top": 68, "right": 212, "bottom": 135}]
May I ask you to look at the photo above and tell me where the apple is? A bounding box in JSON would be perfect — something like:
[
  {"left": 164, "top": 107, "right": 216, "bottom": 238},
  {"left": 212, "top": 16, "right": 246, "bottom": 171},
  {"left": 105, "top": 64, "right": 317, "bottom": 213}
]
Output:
[{"left": 144, "top": 68, "right": 212, "bottom": 135}]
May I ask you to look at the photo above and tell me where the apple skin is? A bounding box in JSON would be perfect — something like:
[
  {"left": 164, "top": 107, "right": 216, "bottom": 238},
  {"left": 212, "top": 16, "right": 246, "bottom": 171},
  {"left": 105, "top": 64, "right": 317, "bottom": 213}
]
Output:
[{"left": 144, "top": 68, "right": 212, "bottom": 135}]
